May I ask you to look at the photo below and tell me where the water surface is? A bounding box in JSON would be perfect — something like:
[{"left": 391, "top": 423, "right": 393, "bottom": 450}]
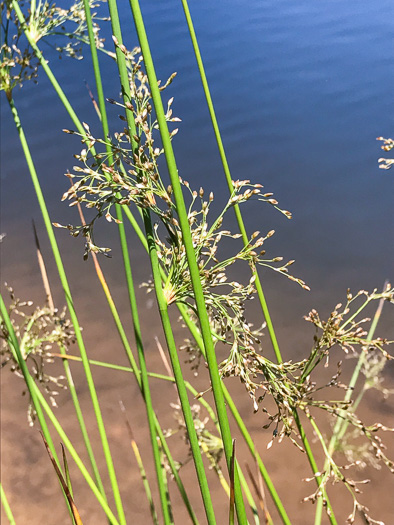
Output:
[{"left": 1, "top": 1, "right": 393, "bottom": 523}]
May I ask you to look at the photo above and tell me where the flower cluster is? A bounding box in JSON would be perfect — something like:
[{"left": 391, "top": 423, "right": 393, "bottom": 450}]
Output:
[
  {"left": 59, "top": 47, "right": 313, "bottom": 413},
  {"left": 25, "top": 0, "right": 107, "bottom": 59},
  {"left": 377, "top": 136, "right": 394, "bottom": 170},
  {"left": 298, "top": 285, "right": 394, "bottom": 522},
  {"left": 0, "top": 0, "right": 106, "bottom": 98},
  {"left": 1, "top": 2, "right": 38, "bottom": 97},
  {"left": 304, "top": 285, "right": 394, "bottom": 371},
  {"left": 166, "top": 402, "right": 224, "bottom": 473},
  {"left": 0, "top": 285, "right": 75, "bottom": 424}
]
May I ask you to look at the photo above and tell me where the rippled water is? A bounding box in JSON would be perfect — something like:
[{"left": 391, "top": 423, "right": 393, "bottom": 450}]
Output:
[{"left": 1, "top": 1, "right": 393, "bottom": 523}]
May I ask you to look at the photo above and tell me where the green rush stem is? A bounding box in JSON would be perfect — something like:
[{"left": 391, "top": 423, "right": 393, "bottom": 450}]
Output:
[
  {"left": 179, "top": 0, "right": 282, "bottom": 364},
  {"left": 237, "top": 469, "right": 261, "bottom": 525},
  {"left": 106, "top": 0, "right": 218, "bottom": 521},
  {"left": 293, "top": 412, "right": 337, "bottom": 525},
  {"left": 30, "top": 0, "right": 37, "bottom": 20},
  {"left": 0, "top": 295, "right": 73, "bottom": 521},
  {"left": 128, "top": 1, "right": 248, "bottom": 522},
  {"left": 82, "top": 2, "right": 172, "bottom": 523},
  {"left": 314, "top": 293, "right": 386, "bottom": 525},
  {"left": 179, "top": 3, "right": 339, "bottom": 523},
  {"left": 1, "top": 483, "right": 16, "bottom": 525},
  {"left": 11, "top": 0, "right": 142, "bottom": 242},
  {"left": 144, "top": 211, "right": 217, "bottom": 524},
  {"left": 7, "top": 95, "right": 126, "bottom": 524}
]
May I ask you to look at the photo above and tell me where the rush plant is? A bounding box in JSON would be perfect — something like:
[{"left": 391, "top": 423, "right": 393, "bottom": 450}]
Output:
[{"left": 1, "top": 1, "right": 393, "bottom": 524}]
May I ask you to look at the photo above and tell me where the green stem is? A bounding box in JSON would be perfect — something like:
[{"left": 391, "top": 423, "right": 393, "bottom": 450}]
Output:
[
  {"left": 82, "top": 1, "right": 172, "bottom": 522},
  {"left": 6, "top": 94, "right": 125, "bottom": 524},
  {"left": 143, "top": 211, "right": 217, "bottom": 524},
  {"left": 314, "top": 292, "right": 386, "bottom": 525},
  {"left": 0, "top": 295, "right": 70, "bottom": 520},
  {"left": 178, "top": 3, "right": 338, "bottom": 522},
  {"left": 1, "top": 483, "right": 16, "bottom": 525},
  {"left": 179, "top": 0, "right": 282, "bottom": 364},
  {"left": 128, "top": 2, "right": 247, "bottom": 522}
]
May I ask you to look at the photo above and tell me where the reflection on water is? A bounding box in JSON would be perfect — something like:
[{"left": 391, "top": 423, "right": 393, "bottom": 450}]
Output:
[{"left": 1, "top": 1, "right": 393, "bottom": 523}]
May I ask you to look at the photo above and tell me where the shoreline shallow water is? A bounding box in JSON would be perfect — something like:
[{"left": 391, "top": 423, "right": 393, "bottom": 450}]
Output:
[{"left": 1, "top": 0, "right": 393, "bottom": 522}]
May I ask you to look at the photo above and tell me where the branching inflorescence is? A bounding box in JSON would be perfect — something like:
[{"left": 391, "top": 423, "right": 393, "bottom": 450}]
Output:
[
  {"left": 0, "top": 0, "right": 106, "bottom": 98},
  {"left": 1, "top": 2, "right": 393, "bottom": 522},
  {"left": 0, "top": 285, "right": 74, "bottom": 424},
  {"left": 58, "top": 47, "right": 394, "bottom": 478},
  {"left": 58, "top": 47, "right": 313, "bottom": 410}
]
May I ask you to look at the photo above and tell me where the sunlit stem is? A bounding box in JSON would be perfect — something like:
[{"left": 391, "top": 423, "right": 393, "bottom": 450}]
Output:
[{"left": 128, "top": 1, "right": 248, "bottom": 521}]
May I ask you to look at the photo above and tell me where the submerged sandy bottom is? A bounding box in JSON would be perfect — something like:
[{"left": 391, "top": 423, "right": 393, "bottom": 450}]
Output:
[{"left": 1, "top": 225, "right": 393, "bottom": 525}]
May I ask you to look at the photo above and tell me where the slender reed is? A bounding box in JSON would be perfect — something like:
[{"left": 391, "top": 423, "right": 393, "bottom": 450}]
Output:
[
  {"left": 6, "top": 94, "right": 126, "bottom": 524},
  {"left": 0, "top": 483, "right": 16, "bottom": 525},
  {"left": 178, "top": 3, "right": 336, "bottom": 522},
  {"left": 80, "top": 2, "right": 173, "bottom": 521},
  {"left": 128, "top": 1, "right": 248, "bottom": 522}
]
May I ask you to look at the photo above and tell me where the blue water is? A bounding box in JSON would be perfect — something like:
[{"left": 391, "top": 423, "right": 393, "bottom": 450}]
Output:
[
  {"left": 1, "top": 3, "right": 394, "bottom": 523},
  {"left": 1, "top": 0, "right": 393, "bottom": 339}
]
